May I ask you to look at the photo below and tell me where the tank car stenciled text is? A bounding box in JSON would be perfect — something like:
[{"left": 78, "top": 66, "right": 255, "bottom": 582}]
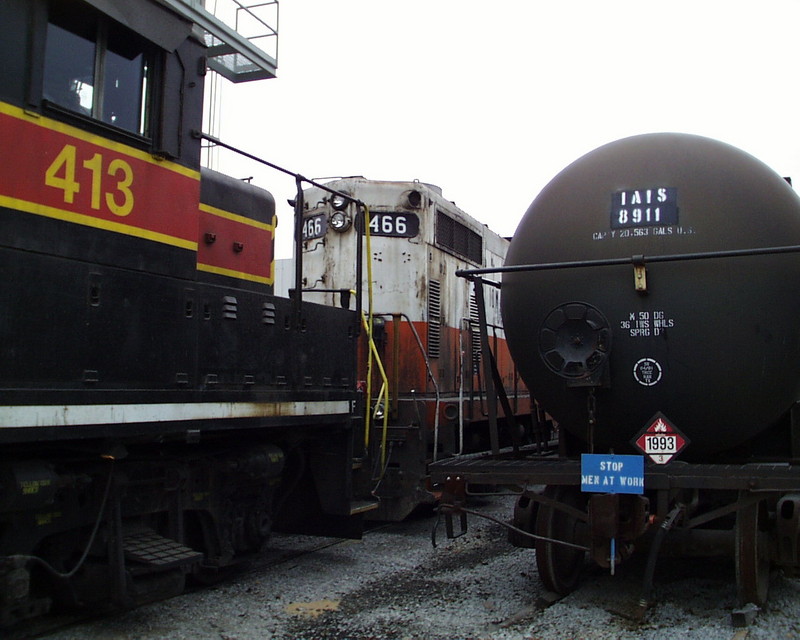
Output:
[
  {"left": 620, "top": 310, "right": 676, "bottom": 337},
  {"left": 611, "top": 187, "right": 678, "bottom": 228}
]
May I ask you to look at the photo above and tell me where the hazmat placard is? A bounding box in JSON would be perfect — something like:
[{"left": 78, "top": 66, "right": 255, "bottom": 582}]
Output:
[{"left": 632, "top": 412, "right": 690, "bottom": 464}]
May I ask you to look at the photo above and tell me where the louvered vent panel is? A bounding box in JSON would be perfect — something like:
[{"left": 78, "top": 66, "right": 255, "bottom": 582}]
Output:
[
  {"left": 469, "top": 293, "right": 481, "bottom": 370},
  {"left": 262, "top": 301, "right": 276, "bottom": 325},
  {"left": 222, "top": 296, "right": 238, "bottom": 320},
  {"left": 435, "top": 210, "right": 483, "bottom": 264},
  {"left": 427, "top": 279, "right": 441, "bottom": 359}
]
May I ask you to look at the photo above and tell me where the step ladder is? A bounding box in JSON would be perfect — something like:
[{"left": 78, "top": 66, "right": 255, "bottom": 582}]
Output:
[{"left": 124, "top": 530, "right": 203, "bottom": 572}]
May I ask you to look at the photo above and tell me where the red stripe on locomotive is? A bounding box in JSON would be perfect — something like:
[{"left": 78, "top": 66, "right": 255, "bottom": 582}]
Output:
[
  {"left": 0, "top": 106, "right": 199, "bottom": 248},
  {"left": 197, "top": 207, "right": 274, "bottom": 282}
]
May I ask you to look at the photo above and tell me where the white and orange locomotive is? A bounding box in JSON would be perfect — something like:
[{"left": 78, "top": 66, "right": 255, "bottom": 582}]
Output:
[{"left": 279, "top": 177, "right": 536, "bottom": 521}]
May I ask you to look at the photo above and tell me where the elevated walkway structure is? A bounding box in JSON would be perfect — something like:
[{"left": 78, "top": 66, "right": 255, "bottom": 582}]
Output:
[{"left": 159, "top": 0, "right": 279, "bottom": 82}]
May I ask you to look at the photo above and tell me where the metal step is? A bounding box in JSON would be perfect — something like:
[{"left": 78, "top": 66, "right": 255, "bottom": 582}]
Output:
[
  {"left": 124, "top": 530, "right": 203, "bottom": 569},
  {"left": 349, "top": 499, "right": 380, "bottom": 515}
]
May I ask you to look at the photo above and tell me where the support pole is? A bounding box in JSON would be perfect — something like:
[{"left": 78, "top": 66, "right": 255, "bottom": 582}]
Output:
[{"left": 473, "top": 277, "right": 500, "bottom": 455}]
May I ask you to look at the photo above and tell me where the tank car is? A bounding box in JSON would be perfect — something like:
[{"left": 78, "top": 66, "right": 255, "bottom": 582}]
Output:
[
  {"left": 429, "top": 133, "right": 800, "bottom": 614},
  {"left": 0, "top": 0, "right": 367, "bottom": 628},
  {"left": 276, "top": 178, "right": 538, "bottom": 520},
  {"left": 503, "top": 132, "right": 800, "bottom": 459}
]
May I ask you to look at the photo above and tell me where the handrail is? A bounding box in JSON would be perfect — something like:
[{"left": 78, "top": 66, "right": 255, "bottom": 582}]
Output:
[
  {"left": 295, "top": 201, "right": 389, "bottom": 473},
  {"left": 363, "top": 204, "right": 375, "bottom": 446},
  {"left": 374, "top": 313, "right": 441, "bottom": 461},
  {"left": 458, "top": 320, "right": 468, "bottom": 455},
  {"left": 360, "top": 312, "right": 390, "bottom": 474},
  {"left": 190, "top": 130, "right": 372, "bottom": 466},
  {"left": 455, "top": 243, "right": 800, "bottom": 279},
  {"left": 190, "top": 130, "right": 365, "bottom": 328},
  {"left": 360, "top": 204, "right": 392, "bottom": 476}
]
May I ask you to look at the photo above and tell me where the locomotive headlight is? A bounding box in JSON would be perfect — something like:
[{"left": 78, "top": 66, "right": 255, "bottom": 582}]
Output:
[
  {"left": 331, "top": 193, "right": 349, "bottom": 211},
  {"left": 329, "top": 211, "right": 352, "bottom": 232}
]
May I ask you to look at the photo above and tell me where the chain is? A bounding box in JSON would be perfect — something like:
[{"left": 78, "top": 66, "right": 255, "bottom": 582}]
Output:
[{"left": 587, "top": 387, "right": 597, "bottom": 453}]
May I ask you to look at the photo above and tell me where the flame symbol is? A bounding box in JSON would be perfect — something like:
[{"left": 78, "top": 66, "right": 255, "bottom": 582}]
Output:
[{"left": 653, "top": 418, "right": 668, "bottom": 433}]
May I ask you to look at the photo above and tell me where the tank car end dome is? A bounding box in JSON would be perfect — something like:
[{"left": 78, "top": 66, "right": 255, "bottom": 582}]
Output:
[{"left": 501, "top": 132, "right": 800, "bottom": 458}]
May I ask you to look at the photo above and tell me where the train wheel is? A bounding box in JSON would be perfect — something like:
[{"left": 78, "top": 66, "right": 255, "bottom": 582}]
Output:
[
  {"left": 735, "top": 499, "right": 771, "bottom": 606},
  {"left": 535, "top": 485, "right": 588, "bottom": 595}
]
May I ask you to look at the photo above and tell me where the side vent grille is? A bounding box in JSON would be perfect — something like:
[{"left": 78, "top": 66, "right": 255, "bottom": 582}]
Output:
[
  {"left": 469, "top": 293, "right": 482, "bottom": 370},
  {"left": 427, "top": 279, "right": 441, "bottom": 359},
  {"left": 262, "top": 302, "right": 276, "bottom": 325},
  {"left": 436, "top": 210, "right": 483, "bottom": 264},
  {"left": 222, "top": 296, "right": 238, "bottom": 320}
]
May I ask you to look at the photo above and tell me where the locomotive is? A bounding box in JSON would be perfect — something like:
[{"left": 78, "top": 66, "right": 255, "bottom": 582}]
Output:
[
  {"left": 430, "top": 133, "right": 800, "bottom": 614},
  {"left": 277, "top": 177, "right": 535, "bottom": 520},
  {"left": 0, "top": 0, "right": 369, "bottom": 628}
]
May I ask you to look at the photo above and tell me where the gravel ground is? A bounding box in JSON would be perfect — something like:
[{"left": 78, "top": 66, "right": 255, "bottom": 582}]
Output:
[{"left": 36, "top": 495, "right": 800, "bottom": 640}]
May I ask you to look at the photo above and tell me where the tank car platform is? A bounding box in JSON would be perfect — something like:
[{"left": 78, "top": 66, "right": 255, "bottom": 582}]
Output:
[{"left": 429, "top": 452, "right": 800, "bottom": 492}]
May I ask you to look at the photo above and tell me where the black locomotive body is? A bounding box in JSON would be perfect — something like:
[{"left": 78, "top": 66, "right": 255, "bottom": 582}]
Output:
[
  {"left": 0, "top": 0, "right": 364, "bottom": 627},
  {"left": 430, "top": 133, "right": 800, "bottom": 613}
]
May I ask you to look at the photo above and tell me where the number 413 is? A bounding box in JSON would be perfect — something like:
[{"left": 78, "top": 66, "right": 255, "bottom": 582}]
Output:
[{"left": 45, "top": 144, "right": 135, "bottom": 217}]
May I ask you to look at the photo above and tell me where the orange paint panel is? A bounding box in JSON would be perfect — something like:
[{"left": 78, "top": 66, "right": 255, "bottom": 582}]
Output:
[
  {"left": 416, "top": 396, "right": 533, "bottom": 429},
  {"left": 360, "top": 318, "right": 528, "bottom": 398}
]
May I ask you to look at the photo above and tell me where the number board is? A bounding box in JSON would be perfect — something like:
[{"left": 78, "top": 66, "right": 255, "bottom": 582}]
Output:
[
  {"left": 0, "top": 104, "right": 200, "bottom": 251},
  {"left": 368, "top": 212, "right": 419, "bottom": 238},
  {"left": 610, "top": 187, "right": 678, "bottom": 229},
  {"left": 302, "top": 214, "right": 327, "bottom": 241},
  {"left": 631, "top": 412, "right": 690, "bottom": 464}
]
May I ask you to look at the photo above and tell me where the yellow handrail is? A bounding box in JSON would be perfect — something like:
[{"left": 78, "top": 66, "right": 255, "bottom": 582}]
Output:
[
  {"left": 361, "top": 205, "right": 390, "bottom": 473},
  {"left": 361, "top": 312, "right": 390, "bottom": 465},
  {"left": 364, "top": 203, "right": 374, "bottom": 446}
]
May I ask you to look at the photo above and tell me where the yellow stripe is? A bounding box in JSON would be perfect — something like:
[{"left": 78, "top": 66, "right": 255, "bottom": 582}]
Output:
[
  {"left": 197, "top": 262, "right": 273, "bottom": 285},
  {"left": 1, "top": 194, "right": 198, "bottom": 251},
  {"left": 199, "top": 203, "right": 276, "bottom": 231},
  {"left": 1, "top": 102, "right": 200, "bottom": 181}
]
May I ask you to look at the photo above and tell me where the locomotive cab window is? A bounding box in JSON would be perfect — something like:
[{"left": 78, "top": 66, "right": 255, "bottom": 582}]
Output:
[{"left": 44, "top": 1, "right": 153, "bottom": 137}]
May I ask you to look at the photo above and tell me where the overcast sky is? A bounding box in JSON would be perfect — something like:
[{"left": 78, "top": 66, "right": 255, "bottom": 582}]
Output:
[{"left": 210, "top": 0, "right": 800, "bottom": 258}]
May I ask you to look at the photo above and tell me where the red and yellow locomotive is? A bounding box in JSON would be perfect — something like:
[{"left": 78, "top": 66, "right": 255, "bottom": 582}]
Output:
[{"left": 0, "top": 0, "right": 366, "bottom": 626}]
